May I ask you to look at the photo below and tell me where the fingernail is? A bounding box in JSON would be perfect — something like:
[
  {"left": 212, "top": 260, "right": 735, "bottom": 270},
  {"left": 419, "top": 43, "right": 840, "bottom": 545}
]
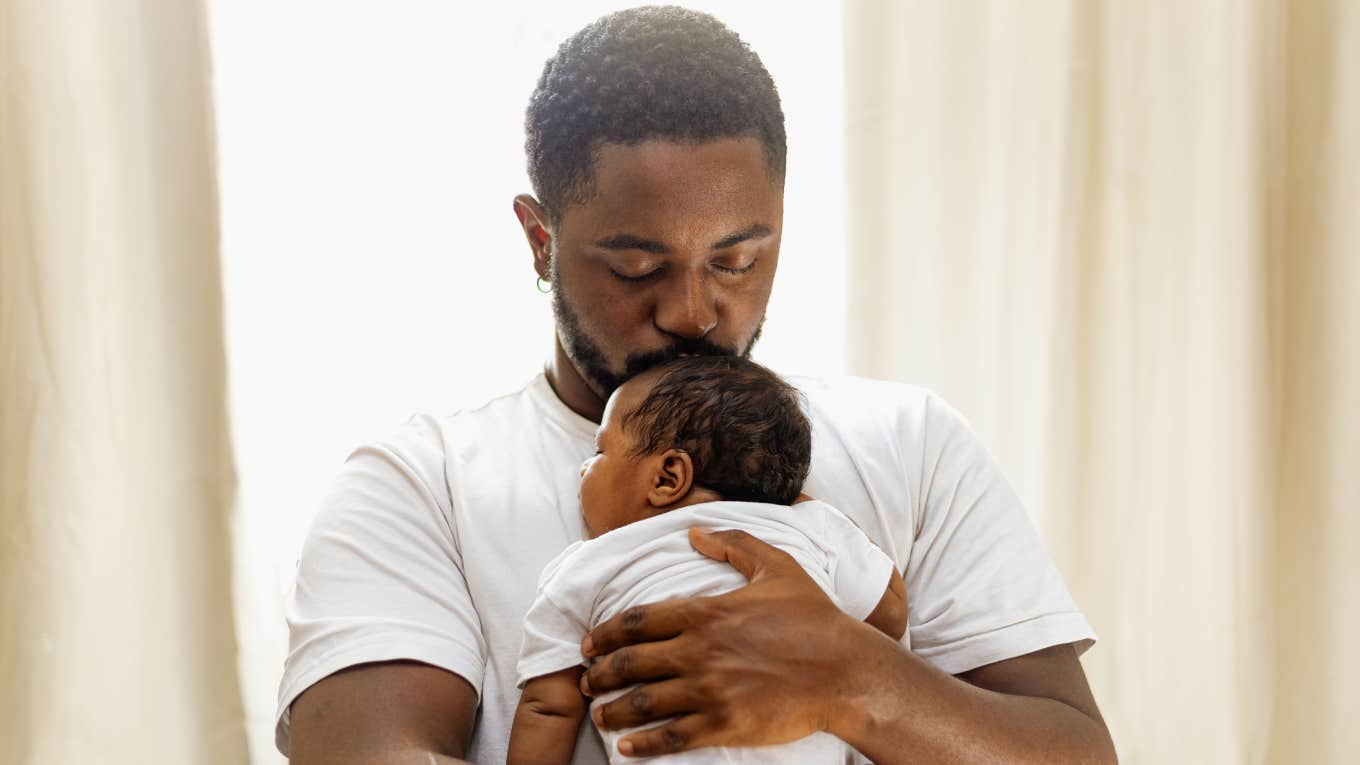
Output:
[
  {"left": 579, "top": 673, "right": 593, "bottom": 697},
  {"left": 592, "top": 706, "right": 603, "bottom": 725},
  {"left": 582, "top": 635, "right": 595, "bottom": 656},
  {"left": 619, "top": 739, "right": 634, "bottom": 756}
]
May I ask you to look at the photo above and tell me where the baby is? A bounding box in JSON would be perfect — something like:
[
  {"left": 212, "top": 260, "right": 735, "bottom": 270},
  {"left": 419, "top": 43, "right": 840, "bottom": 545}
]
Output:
[{"left": 508, "top": 356, "right": 907, "bottom": 764}]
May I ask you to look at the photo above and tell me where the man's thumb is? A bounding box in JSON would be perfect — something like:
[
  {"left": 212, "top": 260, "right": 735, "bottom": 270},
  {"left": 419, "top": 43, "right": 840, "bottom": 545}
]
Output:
[{"left": 688, "top": 527, "right": 789, "bottom": 581}]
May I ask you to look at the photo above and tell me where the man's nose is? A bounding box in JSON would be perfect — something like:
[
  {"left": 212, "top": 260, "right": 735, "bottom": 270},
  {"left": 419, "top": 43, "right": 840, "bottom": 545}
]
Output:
[{"left": 653, "top": 269, "right": 717, "bottom": 340}]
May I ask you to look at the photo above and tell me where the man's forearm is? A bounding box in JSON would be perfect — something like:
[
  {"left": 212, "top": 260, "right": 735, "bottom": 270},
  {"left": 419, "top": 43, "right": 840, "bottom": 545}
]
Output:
[{"left": 827, "top": 620, "right": 1117, "bottom": 764}]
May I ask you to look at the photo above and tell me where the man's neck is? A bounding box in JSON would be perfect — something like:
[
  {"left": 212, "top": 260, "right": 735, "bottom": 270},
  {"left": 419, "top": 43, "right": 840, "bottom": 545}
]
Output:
[{"left": 544, "top": 339, "right": 607, "bottom": 424}]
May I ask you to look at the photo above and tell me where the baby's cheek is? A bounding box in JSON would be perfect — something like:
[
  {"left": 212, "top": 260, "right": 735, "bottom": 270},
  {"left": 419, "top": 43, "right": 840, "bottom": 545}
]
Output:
[{"left": 578, "top": 480, "right": 601, "bottom": 533}]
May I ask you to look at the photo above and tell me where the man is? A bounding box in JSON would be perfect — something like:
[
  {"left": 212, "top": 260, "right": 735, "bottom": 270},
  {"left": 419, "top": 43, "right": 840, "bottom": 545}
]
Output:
[{"left": 278, "top": 7, "right": 1116, "bottom": 764}]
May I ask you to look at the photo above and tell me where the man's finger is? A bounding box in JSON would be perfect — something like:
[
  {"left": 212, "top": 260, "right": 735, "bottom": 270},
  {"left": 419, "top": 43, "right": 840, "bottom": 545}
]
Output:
[
  {"left": 584, "top": 599, "right": 692, "bottom": 658},
  {"left": 687, "top": 527, "right": 800, "bottom": 582},
  {"left": 617, "top": 712, "right": 716, "bottom": 757},
  {"left": 592, "top": 678, "right": 699, "bottom": 731},
  {"left": 581, "top": 639, "right": 684, "bottom": 696}
]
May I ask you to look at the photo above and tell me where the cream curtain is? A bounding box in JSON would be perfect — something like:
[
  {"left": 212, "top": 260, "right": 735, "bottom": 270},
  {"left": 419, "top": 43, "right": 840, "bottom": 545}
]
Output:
[
  {"left": 0, "top": 1, "right": 248, "bottom": 763},
  {"left": 845, "top": 1, "right": 1358, "bottom": 763}
]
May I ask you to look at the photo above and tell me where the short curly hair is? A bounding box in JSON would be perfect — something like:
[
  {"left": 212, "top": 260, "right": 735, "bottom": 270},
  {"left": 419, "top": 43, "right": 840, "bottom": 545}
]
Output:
[
  {"left": 621, "top": 356, "right": 811, "bottom": 506},
  {"left": 525, "top": 5, "right": 787, "bottom": 224}
]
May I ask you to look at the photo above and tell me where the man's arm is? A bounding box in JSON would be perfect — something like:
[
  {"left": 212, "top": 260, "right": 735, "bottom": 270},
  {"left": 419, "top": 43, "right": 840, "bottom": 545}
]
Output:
[
  {"left": 288, "top": 661, "right": 477, "bottom": 765},
  {"left": 578, "top": 529, "right": 1115, "bottom": 763},
  {"left": 508, "top": 667, "right": 588, "bottom": 765},
  {"left": 863, "top": 566, "right": 907, "bottom": 641},
  {"left": 827, "top": 622, "right": 1114, "bottom": 764}
]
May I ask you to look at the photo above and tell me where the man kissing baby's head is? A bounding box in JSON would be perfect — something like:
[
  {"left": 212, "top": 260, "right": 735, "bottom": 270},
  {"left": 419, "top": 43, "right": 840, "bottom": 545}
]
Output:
[{"left": 578, "top": 356, "right": 812, "bottom": 538}]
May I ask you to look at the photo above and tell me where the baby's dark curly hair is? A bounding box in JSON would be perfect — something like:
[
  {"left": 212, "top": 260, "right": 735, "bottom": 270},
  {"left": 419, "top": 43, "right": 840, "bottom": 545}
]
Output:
[
  {"left": 525, "top": 5, "right": 787, "bottom": 225},
  {"left": 621, "top": 356, "right": 811, "bottom": 506}
]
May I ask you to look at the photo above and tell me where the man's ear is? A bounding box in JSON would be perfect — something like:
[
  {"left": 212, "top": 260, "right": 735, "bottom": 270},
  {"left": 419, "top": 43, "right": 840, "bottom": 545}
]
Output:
[
  {"left": 512, "top": 194, "right": 553, "bottom": 280},
  {"left": 647, "top": 449, "right": 694, "bottom": 508}
]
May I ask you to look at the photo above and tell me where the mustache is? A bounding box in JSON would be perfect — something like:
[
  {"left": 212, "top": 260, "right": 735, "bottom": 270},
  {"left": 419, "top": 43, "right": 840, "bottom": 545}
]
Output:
[{"left": 621, "top": 337, "right": 739, "bottom": 379}]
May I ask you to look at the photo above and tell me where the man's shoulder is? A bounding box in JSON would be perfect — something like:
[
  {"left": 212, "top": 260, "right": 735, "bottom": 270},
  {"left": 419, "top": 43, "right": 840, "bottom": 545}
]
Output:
[
  {"left": 363, "top": 375, "right": 555, "bottom": 459},
  {"left": 785, "top": 373, "right": 959, "bottom": 434},
  {"left": 442, "top": 375, "right": 547, "bottom": 427},
  {"left": 788, "top": 373, "right": 935, "bottom": 405}
]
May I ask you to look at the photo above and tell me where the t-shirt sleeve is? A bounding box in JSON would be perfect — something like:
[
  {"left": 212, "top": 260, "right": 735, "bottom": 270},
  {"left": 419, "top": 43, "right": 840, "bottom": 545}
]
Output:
[
  {"left": 514, "top": 581, "right": 591, "bottom": 689},
  {"left": 905, "top": 392, "right": 1096, "bottom": 675},
  {"left": 274, "top": 415, "right": 485, "bottom": 757},
  {"left": 819, "top": 505, "right": 898, "bottom": 622}
]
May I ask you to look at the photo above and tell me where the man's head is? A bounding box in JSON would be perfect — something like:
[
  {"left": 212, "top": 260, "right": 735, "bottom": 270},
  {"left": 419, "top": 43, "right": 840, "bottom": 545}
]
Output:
[
  {"left": 513, "top": 6, "right": 787, "bottom": 407},
  {"left": 524, "top": 6, "right": 786, "bottom": 227},
  {"left": 578, "top": 356, "right": 812, "bottom": 538}
]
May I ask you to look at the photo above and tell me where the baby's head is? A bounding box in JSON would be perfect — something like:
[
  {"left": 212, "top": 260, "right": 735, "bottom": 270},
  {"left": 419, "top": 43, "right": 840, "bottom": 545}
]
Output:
[{"left": 578, "top": 355, "right": 812, "bottom": 538}]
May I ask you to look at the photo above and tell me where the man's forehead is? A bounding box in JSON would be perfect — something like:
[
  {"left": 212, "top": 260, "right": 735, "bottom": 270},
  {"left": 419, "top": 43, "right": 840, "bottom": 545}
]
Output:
[{"left": 562, "top": 137, "right": 782, "bottom": 240}]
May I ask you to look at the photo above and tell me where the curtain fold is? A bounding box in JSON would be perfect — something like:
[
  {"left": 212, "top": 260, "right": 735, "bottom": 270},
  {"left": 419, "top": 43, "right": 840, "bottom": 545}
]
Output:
[
  {"left": 844, "top": 1, "right": 1358, "bottom": 762},
  {"left": 0, "top": 1, "right": 248, "bottom": 763}
]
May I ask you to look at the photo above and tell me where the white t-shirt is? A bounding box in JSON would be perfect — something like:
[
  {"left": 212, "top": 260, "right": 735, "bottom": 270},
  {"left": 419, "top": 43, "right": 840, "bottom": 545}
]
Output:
[
  {"left": 276, "top": 372, "right": 1095, "bottom": 764},
  {"left": 517, "top": 499, "right": 897, "bottom": 764}
]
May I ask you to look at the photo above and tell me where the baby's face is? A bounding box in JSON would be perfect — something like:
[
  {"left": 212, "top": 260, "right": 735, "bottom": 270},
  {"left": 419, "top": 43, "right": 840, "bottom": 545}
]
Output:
[{"left": 578, "top": 377, "right": 654, "bottom": 538}]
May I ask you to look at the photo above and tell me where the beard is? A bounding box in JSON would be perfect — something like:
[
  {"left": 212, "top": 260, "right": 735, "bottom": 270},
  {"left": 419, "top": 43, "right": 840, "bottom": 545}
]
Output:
[{"left": 551, "top": 262, "right": 765, "bottom": 400}]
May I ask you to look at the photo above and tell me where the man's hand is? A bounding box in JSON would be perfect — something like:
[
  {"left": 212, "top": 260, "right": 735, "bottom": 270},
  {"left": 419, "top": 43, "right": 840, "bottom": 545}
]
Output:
[
  {"left": 579, "top": 527, "right": 1116, "bottom": 764},
  {"left": 578, "top": 527, "right": 861, "bottom": 757}
]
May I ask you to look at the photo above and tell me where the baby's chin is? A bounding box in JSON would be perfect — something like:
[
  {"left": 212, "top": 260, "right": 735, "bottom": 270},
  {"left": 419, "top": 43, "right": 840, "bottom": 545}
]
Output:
[
  {"left": 579, "top": 508, "right": 608, "bottom": 539},
  {"left": 577, "top": 497, "right": 592, "bottom": 536}
]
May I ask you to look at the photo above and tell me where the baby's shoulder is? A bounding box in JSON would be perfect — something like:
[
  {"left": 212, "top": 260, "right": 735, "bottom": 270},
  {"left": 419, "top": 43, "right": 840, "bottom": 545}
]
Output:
[
  {"left": 533, "top": 539, "right": 589, "bottom": 591},
  {"left": 532, "top": 531, "right": 653, "bottom": 602}
]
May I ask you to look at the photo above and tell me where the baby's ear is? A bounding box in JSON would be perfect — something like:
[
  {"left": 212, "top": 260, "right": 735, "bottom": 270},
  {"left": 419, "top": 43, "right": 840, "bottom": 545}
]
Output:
[{"left": 647, "top": 449, "right": 694, "bottom": 508}]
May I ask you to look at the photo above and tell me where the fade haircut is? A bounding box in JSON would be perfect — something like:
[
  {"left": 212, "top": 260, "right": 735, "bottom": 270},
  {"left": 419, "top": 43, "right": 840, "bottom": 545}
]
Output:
[
  {"left": 622, "top": 356, "right": 811, "bottom": 506},
  {"left": 525, "top": 5, "right": 787, "bottom": 225}
]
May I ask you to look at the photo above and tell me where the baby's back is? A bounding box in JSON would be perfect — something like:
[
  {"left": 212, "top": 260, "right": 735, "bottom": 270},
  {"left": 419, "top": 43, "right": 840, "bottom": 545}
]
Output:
[
  {"left": 588, "top": 511, "right": 837, "bottom": 626},
  {"left": 544, "top": 501, "right": 878, "bottom": 764}
]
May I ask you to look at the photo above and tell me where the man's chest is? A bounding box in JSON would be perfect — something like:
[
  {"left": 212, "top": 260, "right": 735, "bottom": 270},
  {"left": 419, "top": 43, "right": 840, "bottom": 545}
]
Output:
[
  {"left": 445, "top": 428, "right": 914, "bottom": 652},
  {"left": 443, "top": 420, "right": 915, "bottom": 765}
]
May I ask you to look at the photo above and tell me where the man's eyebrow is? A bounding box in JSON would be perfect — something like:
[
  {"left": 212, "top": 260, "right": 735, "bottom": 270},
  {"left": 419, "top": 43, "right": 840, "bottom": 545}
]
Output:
[
  {"left": 591, "top": 224, "right": 775, "bottom": 254},
  {"left": 711, "top": 223, "right": 774, "bottom": 250},
  {"left": 592, "top": 234, "right": 668, "bottom": 254}
]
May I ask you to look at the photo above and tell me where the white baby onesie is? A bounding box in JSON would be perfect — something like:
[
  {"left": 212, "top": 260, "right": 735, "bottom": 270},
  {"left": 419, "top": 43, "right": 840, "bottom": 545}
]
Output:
[{"left": 516, "top": 499, "right": 900, "bottom": 764}]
